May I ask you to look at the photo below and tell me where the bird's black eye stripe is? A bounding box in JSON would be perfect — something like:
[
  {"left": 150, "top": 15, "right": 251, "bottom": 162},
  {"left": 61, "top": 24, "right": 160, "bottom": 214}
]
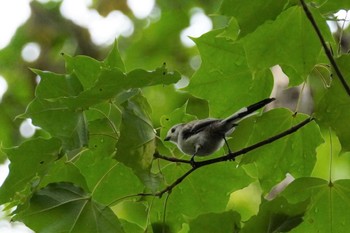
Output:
[{"left": 171, "top": 128, "right": 175, "bottom": 133}]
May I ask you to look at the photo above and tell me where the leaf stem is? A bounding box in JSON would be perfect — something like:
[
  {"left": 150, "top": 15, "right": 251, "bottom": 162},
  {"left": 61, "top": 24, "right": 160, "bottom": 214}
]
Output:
[
  {"left": 300, "top": 0, "right": 350, "bottom": 96},
  {"left": 328, "top": 127, "right": 333, "bottom": 184}
]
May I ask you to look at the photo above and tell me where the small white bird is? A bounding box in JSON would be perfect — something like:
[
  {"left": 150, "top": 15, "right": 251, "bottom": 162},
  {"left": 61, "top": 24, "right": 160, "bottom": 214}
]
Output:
[{"left": 164, "top": 98, "right": 275, "bottom": 165}]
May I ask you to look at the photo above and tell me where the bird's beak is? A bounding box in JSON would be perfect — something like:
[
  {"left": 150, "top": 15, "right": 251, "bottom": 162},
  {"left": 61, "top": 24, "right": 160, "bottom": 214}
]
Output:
[{"left": 164, "top": 136, "right": 170, "bottom": 141}]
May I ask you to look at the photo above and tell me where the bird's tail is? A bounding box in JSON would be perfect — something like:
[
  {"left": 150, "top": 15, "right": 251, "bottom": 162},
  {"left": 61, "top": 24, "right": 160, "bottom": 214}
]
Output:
[{"left": 223, "top": 98, "right": 275, "bottom": 124}]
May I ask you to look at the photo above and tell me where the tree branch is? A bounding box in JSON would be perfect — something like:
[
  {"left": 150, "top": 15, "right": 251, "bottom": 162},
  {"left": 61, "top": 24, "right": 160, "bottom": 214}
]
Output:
[
  {"left": 300, "top": 0, "right": 350, "bottom": 96},
  {"left": 155, "top": 167, "right": 196, "bottom": 198},
  {"left": 152, "top": 117, "right": 314, "bottom": 196},
  {"left": 195, "top": 117, "right": 314, "bottom": 167},
  {"left": 153, "top": 152, "right": 191, "bottom": 164}
]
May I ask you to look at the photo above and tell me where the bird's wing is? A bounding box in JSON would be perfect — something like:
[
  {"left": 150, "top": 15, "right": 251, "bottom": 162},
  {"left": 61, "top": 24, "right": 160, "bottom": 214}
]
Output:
[{"left": 182, "top": 119, "right": 219, "bottom": 140}]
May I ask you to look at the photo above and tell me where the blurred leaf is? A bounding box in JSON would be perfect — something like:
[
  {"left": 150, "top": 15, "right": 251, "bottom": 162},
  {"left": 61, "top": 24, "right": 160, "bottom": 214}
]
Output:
[
  {"left": 123, "top": 6, "right": 190, "bottom": 74},
  {"left": 0, "top": 138, "right": 61, "bottom": 205},
  {"left": 14, "top": 182, "right": 124, "bottom": 233}
]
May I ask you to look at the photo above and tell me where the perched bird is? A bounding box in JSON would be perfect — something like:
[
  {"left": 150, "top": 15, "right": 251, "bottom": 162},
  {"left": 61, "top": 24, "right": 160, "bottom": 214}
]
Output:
[{"left": 164, "top": 98, "right": 275, "bottom": 165}]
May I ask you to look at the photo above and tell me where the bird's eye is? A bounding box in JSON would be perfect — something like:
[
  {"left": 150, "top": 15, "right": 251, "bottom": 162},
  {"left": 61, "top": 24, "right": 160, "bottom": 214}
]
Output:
[{"left": 171, "top": 128, "right": 175, "bottom": 133}]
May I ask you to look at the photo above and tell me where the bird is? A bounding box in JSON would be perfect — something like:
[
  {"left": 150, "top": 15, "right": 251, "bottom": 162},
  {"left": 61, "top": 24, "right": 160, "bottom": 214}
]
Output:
[{"left": 164, "top": 98, "right": 275, "bottom": 165}]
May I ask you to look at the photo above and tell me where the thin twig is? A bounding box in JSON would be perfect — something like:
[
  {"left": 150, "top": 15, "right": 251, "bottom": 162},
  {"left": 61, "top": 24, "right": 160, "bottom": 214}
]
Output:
[
  {"left": 300, "top": 0, "right": 350, "bottom": 96},
  {"left": 155, "top": 167, "right": 197, "bottom": 197},
  {"left": 154, "top": 152, "right": 191, "bottom": 164}
]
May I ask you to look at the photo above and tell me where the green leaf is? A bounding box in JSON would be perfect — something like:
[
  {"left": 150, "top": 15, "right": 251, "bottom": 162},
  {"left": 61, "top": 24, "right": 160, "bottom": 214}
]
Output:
[
  {"left": 126, "top": 63, "right": 181, "bottom": 88},
  {"left": 151, "top": 162, "right": 254, "bottom": 232},
  {"left": 316, "top": 0, "right": 350, "bottom": 14},
  {"left": 282, "top": 178, "right": 350, "bottom": 233},
  {"left": 311, "top": 55, "right": 350, "bottom": 152},
  {"left": 217, "top": 18, "right": 240, "bottom": 41},
  {"left": 6, "top": 1, "right": 350, "bottom": 231},
  {"left": 40, "top": 158, "right": 89, "bottom": 192},
  {"left": 143, "top": 84, "right": 191, "bottom": 126},
  {"left": 34, "top": 70, "right": 83, "bottom": 99},
  {"left": 103, "top": 40, "right": 126, "bottom": 72},
  {"left": 241, "top": 6, "right": 332, "bottom": 86},
  {"left": 219, "top": 0, "right": 289, "bottom": 37},
  {"left": 64, "top": 54, "right": 102, "bottom": 90},
  {"left": 68, "top": 68, "right": 127, "bottom": 108},
  {"left": 14, "top": 182, "right": 124, "bottom": 233},
  {"left": 113, "top": 200, "right": 149, "bottom": 232},
  {"left": 186, "top": 29, "right": 273, "bottom": 117},
  {"left": 86, "top": 102, "right": 122, "bottom": 155},
  {"left": 61, "top": 66, "right": 181, "bottom": 109},
  {"left": 232, "top": 108, "right": 323, "bottom": 192},
  {"left": 241, "top": 197, "right": 307, "bottom": 233},
  {"left": 0, "top": 138, "right": 61, "bottom": 205},
  {"left": 115, "top": 92, "right": 155, "bottom": 173},
  {"left": 188, "top": 211, "right": 241, "bottom": 233},
  {"left": 23, "top": 98, "right": 88, "bottom": 150},
  {"left": 75, "top": 151, "right": 144, "bottom": 206},
  {"left": 88, "top": 118, "right": 119, "bottom": 155}
]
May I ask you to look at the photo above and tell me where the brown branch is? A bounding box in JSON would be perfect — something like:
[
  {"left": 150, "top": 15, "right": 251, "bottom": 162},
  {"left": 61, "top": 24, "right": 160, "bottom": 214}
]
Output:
[{"left": 300, "top": 0, "right": 350, "bottom": 96}]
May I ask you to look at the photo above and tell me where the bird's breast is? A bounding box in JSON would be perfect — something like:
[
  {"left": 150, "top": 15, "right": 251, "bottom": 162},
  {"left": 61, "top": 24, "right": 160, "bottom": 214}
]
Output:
[{"left": 178, "top": 132, "right": 225, "bottom": 156}]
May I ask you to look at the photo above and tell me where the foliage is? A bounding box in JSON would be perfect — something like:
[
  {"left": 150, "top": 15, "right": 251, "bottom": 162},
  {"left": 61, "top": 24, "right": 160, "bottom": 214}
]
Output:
[{"left": 1, "top": 0, "right": 350, "bottom": 232}]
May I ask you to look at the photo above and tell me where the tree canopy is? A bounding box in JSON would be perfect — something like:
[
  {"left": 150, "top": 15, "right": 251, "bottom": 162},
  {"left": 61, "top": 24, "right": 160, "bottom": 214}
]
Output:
[{"left": 1, "top": 0, "right": 350, "bottom": 232}]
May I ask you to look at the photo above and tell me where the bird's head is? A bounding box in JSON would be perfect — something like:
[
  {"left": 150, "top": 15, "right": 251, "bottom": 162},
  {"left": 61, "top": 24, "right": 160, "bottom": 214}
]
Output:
[{"left": 164, "top": 123, "right": 184, "bottom": 143}]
